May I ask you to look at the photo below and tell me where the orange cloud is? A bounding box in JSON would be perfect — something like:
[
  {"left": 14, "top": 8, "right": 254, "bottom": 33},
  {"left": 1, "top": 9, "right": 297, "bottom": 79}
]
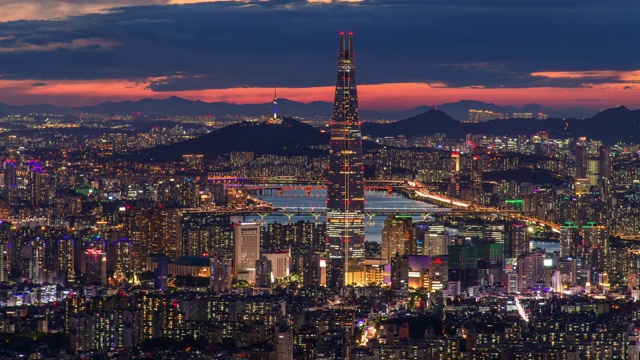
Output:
[
  {"left": 532, "top": 70, "right": 640, "bottom": 82},
  {"left": 0, "top": 1, "right": 238, "bottom": 22}
]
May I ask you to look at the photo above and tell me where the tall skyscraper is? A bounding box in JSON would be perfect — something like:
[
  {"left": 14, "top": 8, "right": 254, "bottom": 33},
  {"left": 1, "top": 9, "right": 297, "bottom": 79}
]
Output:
[
  {"left": 233, "top": 222, "right": 261, "bottom": 284},
  {"left": 29, "top": 162, "right": 49, "bottom": 207},
  {"left": 210, "top": 254, "right": 231, "bottom": 292},
  {"left": 506, "top": 222, "right": 529, "bottom": 258},
  {"left": 255, "top": 257, "right": 272, "bottom": 288},
  {"left": 326, "top": 32, "right": 365, "bottom": 288},
  {"left": 85, "top": 248, "right": 107, "bottom": 285},
  {"left": 599, "top": 146, "right": 611, "bottom": 181},
  {"left": 575, "top": 137, "right": 588, "bottom": 179},
  {"left": 3, "top": 160, "right": 16, "bottom": 204}
]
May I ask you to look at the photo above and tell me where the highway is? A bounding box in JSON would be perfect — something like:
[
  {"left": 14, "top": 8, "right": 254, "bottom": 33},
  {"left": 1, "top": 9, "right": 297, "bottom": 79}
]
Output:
[{"left": 407, "top": 181, "right": 562, "bottom": 233}]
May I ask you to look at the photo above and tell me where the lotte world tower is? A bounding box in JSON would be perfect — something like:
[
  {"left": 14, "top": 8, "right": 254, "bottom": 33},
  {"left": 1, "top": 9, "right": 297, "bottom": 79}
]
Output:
[{"left": 326, "top": 32, "right": 366, "bottom": 288}]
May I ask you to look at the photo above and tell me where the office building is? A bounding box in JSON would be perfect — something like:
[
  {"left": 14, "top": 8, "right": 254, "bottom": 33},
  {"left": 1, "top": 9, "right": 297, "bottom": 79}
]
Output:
[
  {"left": 575, "top": 138, "right": 588, "bottom": 179},
  {"left": 262, "top": 251, "right": 290, "bottom": 280},
  {"left": 234, "top": 222, "right": 261, "bottom": 283},
  {"left": 3, "top": 160, "right": 16, "bottom": 204}
]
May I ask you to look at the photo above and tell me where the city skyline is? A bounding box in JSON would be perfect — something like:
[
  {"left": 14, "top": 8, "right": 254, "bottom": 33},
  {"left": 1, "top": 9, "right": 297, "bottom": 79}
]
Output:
[
  {"left": 5, "top": 1, "right": 640, "bottom": 357},
  {"left": 0, "top": 1, "right": 639, "bottom": 110}
]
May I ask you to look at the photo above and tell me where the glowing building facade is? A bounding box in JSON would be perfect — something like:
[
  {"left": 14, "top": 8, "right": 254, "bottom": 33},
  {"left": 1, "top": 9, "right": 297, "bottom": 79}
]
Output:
[{"left": 326, "top": 32, "right": 365, "bottom": 287}]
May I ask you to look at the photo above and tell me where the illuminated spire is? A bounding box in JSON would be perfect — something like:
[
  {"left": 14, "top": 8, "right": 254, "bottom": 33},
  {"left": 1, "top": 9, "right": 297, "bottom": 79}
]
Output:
[{"left": 273, "top": 83, "right": 277, "bottom": 120}]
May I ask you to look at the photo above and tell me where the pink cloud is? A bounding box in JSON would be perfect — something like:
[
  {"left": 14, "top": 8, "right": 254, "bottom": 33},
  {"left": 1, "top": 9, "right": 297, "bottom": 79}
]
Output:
[{"left": 0, "top": 78, "right": 638, "bottom": 111}]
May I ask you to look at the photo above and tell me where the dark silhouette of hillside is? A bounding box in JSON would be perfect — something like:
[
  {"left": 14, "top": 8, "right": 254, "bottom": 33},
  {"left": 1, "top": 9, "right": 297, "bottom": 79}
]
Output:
[
  {"left": 126, "top": 106, "right": 640, "bottom": 162},
  {"left": 132, "top": 117, "right": 329, "bottom": 161},
  {"left": 362, "top": 106, "right": 640, "bottom": 143}
]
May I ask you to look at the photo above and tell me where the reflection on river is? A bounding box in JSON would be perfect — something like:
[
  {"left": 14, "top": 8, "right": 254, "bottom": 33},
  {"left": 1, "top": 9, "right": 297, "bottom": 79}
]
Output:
[
  {"left": 255, "top": 189, "right": 560, "bottom": 253},
  {"left": 254, "top": 190, "right": 433, "bottom": 243}
]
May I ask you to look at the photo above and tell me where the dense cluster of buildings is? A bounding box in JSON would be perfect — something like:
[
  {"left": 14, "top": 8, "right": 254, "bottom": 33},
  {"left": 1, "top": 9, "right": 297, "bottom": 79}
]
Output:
[
  {"left": 2, "top": 34, "right": 640, "bottom": 359},
  {"left": 467, "top": 110, "right": 548, "bottom": 122}
]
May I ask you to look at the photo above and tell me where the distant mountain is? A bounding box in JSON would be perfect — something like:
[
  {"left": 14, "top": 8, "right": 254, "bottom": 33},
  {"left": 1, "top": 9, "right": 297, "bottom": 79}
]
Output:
[
  {"left": 394, "top": 100, "right": 596, "bottom": 121},
  {"left": 362, "top": 106, "right": 640, "bottom": 143},
  {"left": 0, "top": 97, "right": 596, "bottom": 120},
  {"left": 0, "top": 97, "right": 386, "bottom": 120},
  {"left": 0, "top": 101, "right": 72, "bottom": 115},
  {"left": 363, "top": 109, "right": 467, "bottom": 138},
  {"left": 124, "top": 106, "right": 640, "bottom": 162}
]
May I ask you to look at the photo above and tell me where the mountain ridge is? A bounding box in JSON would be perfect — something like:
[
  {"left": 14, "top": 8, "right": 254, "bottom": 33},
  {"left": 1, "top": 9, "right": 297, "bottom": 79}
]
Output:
[
  {"left": 130, "top": 106, "right": 640, "bottom": 162},
  {"left": 363, "top": 106, "right": 640, "bottom": 143},
  {"left": 0, "top": 97, "right": 598, "bottom": 120}
]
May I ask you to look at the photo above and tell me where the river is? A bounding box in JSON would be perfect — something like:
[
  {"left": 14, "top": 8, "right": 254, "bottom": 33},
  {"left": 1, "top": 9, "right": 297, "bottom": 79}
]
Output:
[{"left": 254, "top": 189, "right": 558, "bottom": 252}]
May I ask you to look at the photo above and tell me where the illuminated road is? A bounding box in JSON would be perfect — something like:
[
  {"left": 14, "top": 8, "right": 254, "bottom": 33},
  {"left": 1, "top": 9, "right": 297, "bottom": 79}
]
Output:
[
  {"left": 407, "top": 181, "right": 562, "bottom": 233},
  {"left": 514, "top": 297, "right": 529, "bottom": 322},
  {"left": 190, "top": 179, "right": 562, "bottom": 232}
]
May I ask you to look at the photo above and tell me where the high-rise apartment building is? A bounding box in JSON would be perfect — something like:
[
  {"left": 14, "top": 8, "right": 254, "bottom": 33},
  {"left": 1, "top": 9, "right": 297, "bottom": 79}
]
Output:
[
  {"left": 29, "top": 162, "right": 49, "bottom": 207},
  {"left": 560, "top": 223, "right": 580, "bottom": 257},
  {"left": 467, "top": 109, "right": 503, "bottom": 123},
  {"left": 381, "top": 215, "right": 414, "bottom": 260},
  {"left": 56, "top": 236, "right": 75, "bottom": 284},
  {"left": 326, "top": 32, "right": 365, "bottom": 288},
  {"left": 506, "top": 222, "right": 529, "bottom": 258},
  {"left": 303, "top": 252, "right": 326, "bottom": 287},
  {"left": 255, "top": 257, "right": 272, "bottom": 288},
  {"left": 209, "top": 254, "right": 231, "bottom": 292},
  {"left": 85, "top": 248, "right": 107, "bottom": 285},
  {"left": 582, "top": 223, "right": 609, "bottom": 274},
  {"left": 517, "top": 252, "right": 545, "bottom": 292},
  {"left": 424, "top": 233, "right": 451, "bottom": 256},
  {"left": 599, "top": 146, "right": 611, "bottom": 181},
  {"left": 124, "top": 207, "right": 181, "bottom": 271}
]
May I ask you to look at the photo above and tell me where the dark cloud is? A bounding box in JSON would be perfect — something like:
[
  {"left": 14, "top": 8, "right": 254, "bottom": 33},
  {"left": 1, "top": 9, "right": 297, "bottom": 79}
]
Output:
[
  {"left": 30, "top": 82, "right": 47, "bottom": 86},
  {"left": 0, "top": 0, "right": 638, "bottom": 89},
  {"left": 116, "top": 18, "right": 175, "bottom": 25}
]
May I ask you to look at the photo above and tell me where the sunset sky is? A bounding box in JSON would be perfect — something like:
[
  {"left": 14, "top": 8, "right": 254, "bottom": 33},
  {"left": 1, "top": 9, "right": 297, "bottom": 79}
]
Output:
[{"left": 0, "top": 0, "right": 639, "bottom": 111}]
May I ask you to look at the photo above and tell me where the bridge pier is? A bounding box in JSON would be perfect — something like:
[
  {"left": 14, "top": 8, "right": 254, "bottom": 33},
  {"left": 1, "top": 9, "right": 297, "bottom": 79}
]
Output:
[
  {"left": 257, "top": 213, "right": 268, "bottom": 225},
  {"left": 284, "top": 213, "right": 294, "bottom": 224},
  {"left": 366, "top": 213, "right": 376, "bottom": 225}
]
